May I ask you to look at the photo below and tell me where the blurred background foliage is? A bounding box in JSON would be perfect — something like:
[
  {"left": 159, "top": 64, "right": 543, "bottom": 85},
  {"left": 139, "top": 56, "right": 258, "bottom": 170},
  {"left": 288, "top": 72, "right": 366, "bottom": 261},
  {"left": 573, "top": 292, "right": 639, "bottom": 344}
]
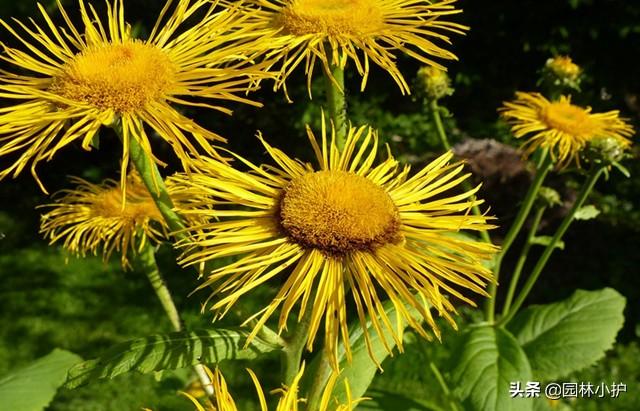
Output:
[{"left": 0, "top": 0, "right": 639, "bottom": 410}]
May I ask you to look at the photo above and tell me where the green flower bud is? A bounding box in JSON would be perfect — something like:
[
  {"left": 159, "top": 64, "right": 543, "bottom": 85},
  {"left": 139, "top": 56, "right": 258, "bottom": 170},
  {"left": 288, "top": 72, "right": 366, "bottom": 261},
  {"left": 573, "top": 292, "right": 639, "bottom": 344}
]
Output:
[{"left": 415, "top": 66, "right": 454, "bottom": 100}]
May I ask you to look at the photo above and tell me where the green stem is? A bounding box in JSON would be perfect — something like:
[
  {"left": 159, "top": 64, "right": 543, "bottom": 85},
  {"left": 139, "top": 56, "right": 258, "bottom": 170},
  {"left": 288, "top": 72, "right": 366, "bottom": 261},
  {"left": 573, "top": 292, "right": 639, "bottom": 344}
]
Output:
[
  {"left": 115, "top": 124, "right": 186, "bottom": 237},
  {"left": 429, "top": 99, "right": 491, "bottom": 244},
  {"left": 136, "top": 242, "right": 214, "bottom": 398},
  {"left": 113, "top": 123, "right": 214, "bottom": 397},
  {"left": 501, "top": 206, "right": 546, "bottom": 315},
  {"left": 281, "top": 302, "right": 314, "bottom": 385},
  {"left": 324, "top": 64, "right": 347, "bottom": 150},
  {"left": 499, "top": 166, "right": 605, "bottom": 326},
  {"left": 484, "top": 151, "right": 552, "bottom": 323},
  {"left": 415, "top": 333, "right": 460, "bottom": 411},
  {"left": 430, "top": 99, "right": 451, "bottom": 151},
  {"left": 429, "top": 362, "right": 460, "bottom": 411},
  {"left": 305, "top": 348, "right": 333, "bottom": 411}
]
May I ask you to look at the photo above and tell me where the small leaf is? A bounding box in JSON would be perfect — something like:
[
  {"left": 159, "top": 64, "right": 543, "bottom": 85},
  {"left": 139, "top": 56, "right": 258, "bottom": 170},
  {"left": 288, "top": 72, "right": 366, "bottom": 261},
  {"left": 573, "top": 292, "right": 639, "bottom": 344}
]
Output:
[
  {"left": 452, "top": 326, "right": 533, "bottom": 411},
  {"left": 507, "top": 288, "right": 625, "bottom": 380},
  {"left": 573, "top": 205, "right": 600, "bottom": 221},
  {"left": 0, "top": 349, "right": 82, "bottom": 411},
  {"left": 64, "top": 329, "right": 278, "bottom": 389},
  {"left": 530, "top": 236, "right": 565, "bottom": 250},
  {"left": 611, "top": 161, "right": 631, "bottom": 178}
]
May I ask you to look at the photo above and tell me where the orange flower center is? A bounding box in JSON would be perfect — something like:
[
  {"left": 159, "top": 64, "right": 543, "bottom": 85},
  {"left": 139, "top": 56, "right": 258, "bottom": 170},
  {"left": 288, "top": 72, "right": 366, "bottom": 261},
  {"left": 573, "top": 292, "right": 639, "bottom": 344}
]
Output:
[
  {"left": 278, "top": 0, "right": 384, "bottom": 36},
  {"left": 541, "top": 102, "right": 596, "bottom": 137},
  {"left": 279, "top": 170, "right": 400, "bottom": 255},
  {"left": 50, "top": 41, "right": 175, "bottom": 113}
]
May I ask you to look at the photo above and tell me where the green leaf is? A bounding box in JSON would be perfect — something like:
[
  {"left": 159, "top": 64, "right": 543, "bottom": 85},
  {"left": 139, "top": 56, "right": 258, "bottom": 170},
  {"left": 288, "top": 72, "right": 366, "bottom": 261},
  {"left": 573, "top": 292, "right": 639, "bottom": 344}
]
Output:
[
  {"left": 306, "top": 300, "right": 419, "bottom": 410},
  {"left": 507, "top": 288, "right": 625, "bottom": 380},
  {"left": 530, "top": 236, "right": 565, "bottom": 250},
  {"left": 611, "top": 161, "right": 631, "bottom": 178},
  {"left": 64, "top": 328, "right": 278, "bottom": 389},
  {"left": 452, "top": 326, "right": 533, "bottom": 411},
  {"left": 356, "top": 389, "right": 445, "bottom": 411},
  {"left": 0, "top": 349, "right": 82, "bottom": 411},
  {"left": 573, "top": 205, "right": 600, "bottom": 221}
]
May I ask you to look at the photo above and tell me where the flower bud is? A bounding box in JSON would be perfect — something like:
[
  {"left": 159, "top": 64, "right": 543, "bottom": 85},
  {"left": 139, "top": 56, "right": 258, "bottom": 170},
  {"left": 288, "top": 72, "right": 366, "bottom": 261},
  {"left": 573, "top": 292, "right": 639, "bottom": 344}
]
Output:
[
  {"left": 583, "top": 136, "right": 629, "bottom": 165},
  {"left": 540, "top": 56, "right": 582, "bottom": 91},
  {"left": 415, "top": 66, "right": 454, "bottom": 100}
]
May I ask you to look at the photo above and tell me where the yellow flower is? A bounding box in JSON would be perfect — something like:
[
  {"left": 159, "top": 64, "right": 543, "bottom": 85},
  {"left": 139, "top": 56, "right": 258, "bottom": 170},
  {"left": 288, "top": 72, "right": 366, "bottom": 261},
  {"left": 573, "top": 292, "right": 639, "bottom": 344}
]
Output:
[
  {"left": 500, "top": 92, "right": 634, "bottom": 168},
  {"left": 180, "top": 364, "right": 361, "bottom": 411},
  {"left": 546, "top": 56, "right": 581, "bottom": 81},
  {"left": 0, "top": 0, "right": 271, "bottom": 192},
  {"left": 173, "top": 118, "right": 496, "bottom": 370},
  {"left": 39, "top": 173, "right": 187, "bottom": 267},
  {"left": 224, "top": 0, "right": 468, "bottom": 94}
]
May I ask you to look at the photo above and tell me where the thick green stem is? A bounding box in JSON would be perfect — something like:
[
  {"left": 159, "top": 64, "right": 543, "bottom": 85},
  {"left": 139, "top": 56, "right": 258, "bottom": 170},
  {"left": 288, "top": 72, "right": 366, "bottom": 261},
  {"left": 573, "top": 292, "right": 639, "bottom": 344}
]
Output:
[
  {"left": 484, "top": 151, "right": 552, "bottom": 323},
  {"left": 136, "top": 242, "right": 214, "bottom": 398},
  {"left": 113, "top": 123, "right": 214, "bottom": 397},
  {"left": 499, "top": 166, "right": 605, "bottom": 326},
  {"left": 126, "top": 134, "right": 186, "bottom": 237},
  {"left": 281, "top": 302, "right": 314, "bottom": 385},
  {"left": 501, "top": 206, "right": 546, "bottom": 315},
  {"left": 429, "top": 99, "right": 492, "bottom": 244},
  {"left": 306, "top": 348, "right": 333, "bottom": 411},
  {"left": 324, "top": 64, "right": 347, "bottom": 150}
]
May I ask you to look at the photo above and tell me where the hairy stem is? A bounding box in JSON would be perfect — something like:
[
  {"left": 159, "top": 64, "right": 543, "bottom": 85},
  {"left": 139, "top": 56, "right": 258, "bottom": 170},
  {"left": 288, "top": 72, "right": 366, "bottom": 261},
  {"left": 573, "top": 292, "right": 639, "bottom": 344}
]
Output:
[
  {"left": 499, "top": 166, "right": 605, "bottom": 326},
  {"left": 281, "top": 302, "right": 314, "bottom": 386},
  {"left": 484, "top": 151, "right": 552, "bottom": 323},
  {"left": 126, "top": 133, "right": 186, "bottom": 238},
  {"left": 324, "top": 64, "right": 347, "bottom": 150}
]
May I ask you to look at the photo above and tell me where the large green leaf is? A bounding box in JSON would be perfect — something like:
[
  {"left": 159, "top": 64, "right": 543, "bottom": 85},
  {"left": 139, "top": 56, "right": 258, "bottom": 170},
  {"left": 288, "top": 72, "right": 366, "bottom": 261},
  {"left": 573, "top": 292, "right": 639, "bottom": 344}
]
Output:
[
  {"left": 304, "top": 300, "right": 419, "bottom": 410},
  {"left": 0, "top": 349, "right": 82, "bottom": 411},
  {"left": 330, "top": 301, "right": 420, "bottom": 407},
  {"left": 452, "top": 326, "right": 533, "bottom": 411},
  {"left": 65, "top": 328, "right": 278, "bottom": 389},
  {"left": 507, "top": 288, "right": 625, "bottom": 380}
]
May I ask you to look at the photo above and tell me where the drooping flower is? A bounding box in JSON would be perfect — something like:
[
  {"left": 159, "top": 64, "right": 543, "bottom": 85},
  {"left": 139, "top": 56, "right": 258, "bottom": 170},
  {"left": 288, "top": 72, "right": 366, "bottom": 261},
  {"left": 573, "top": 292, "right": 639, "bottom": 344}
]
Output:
[
  {"left": 222, "top": 0, "right": 468, "bottom": 94},
  {"left": 500, "top": 92, "right": 634, "bottom": 168},
  {"left": 0, "top": 0, "right": 272, "bottom": 192},
  {"left": 39, "top": 173, "right": 188, "bottom": 267},
  {"left": 180, "top": 364, "right": 360, "bottom": 411},
  {"left": 172, "top": 118, "right": 497, "bottom": 370}
]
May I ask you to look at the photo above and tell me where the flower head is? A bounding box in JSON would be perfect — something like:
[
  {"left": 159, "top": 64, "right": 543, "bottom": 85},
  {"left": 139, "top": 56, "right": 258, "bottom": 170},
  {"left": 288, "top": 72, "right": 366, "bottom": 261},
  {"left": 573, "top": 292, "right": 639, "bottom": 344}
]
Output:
[
  {"left": 173, "top": 118, "right": 496, "bottom": 369},
  {"left": 500, "top": 92, "right": 634, "bottom": 168},
  {"left": 0, "top": 0, "right": 271, "bottom": 192},
  {"left": 224, "top": 0, "right": 468, "bottom": 94},
  {"left": 39, "top": 173, "right": 187, "bottom": 267}
]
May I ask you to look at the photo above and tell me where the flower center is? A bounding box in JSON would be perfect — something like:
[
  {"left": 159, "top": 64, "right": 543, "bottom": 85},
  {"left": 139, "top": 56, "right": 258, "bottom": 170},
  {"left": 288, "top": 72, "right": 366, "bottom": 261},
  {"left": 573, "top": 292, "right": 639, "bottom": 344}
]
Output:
[
  {"left": 541, "top": 102, "right": 595, "bottom": 137},
  {"left": 278, "top": 0, "right": 384, "bottom": 36},
  {"left": 279, "top": 170, "right": 401, "bottom": 255},
  {"left": 50, "top": 41, "right": 175, "bottom": 113},
  {"left": 93, "top": 183, "right": 162, "bottom": 222}
]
